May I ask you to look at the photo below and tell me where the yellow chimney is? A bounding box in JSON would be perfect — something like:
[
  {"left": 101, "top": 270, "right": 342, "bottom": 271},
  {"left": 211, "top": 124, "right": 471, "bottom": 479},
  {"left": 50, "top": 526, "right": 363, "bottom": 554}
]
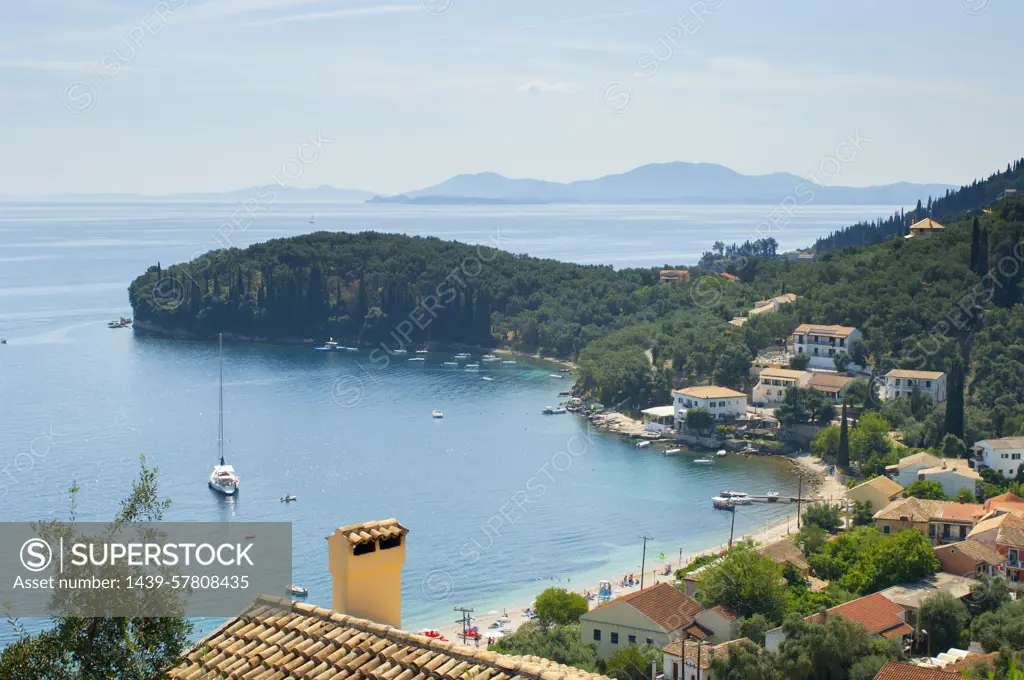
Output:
[{"left": 326, "top": 518, "right": 408, "bottom": 628}]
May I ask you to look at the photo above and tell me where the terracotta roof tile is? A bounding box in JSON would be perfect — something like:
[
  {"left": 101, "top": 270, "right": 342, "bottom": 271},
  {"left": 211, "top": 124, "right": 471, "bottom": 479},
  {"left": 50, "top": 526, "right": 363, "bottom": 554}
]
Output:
[
  {"left": 327, "top": 519, "right": 408, "bottom": 546},
  {"left": 936, "top": 501, "right": 984, "bottom": 522},
  {"left": 587, "top": 582, "right": 704, "bottom": 632},
  {"left": 169, "top": 597, "right": 610, "bottom": 680},
  {"left": 663, "top": 639, "right": 750, "bottom": 668},
  {"left": 874, "top": 661, "right": 959, "bottom": 680},
  {"left": 936, "top": 539, "right": 1005, "bottom": 566},
  {"left": 709, "top": 605, "right": 738, "bottom": 621},
  {"left": 873, "top": 497, "right": 944, "bottom": 522},
  {"left": 943, "top": 652, "right": 1000, "bottom": 673},
  {"left": 755, "top": 539, "right": 810, "bottom": 572},
  {"left": 805, "top": 593, "right": 908, "bottom": 637},
  {"left": 851, "top": 475, "right": 904, "bottom": 499}
]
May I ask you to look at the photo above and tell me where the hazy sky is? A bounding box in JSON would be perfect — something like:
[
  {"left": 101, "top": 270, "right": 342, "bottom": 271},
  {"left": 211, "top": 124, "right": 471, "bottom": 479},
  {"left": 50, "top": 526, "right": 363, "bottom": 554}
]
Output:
[{"left": 1, "top": 0, "right": 1020, "bottom": 195}]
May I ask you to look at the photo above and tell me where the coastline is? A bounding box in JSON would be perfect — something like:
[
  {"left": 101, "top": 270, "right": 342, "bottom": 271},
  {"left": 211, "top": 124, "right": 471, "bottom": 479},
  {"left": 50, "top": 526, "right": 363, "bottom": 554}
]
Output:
[{"left": 425, "top": 454, "right": 846, "bottom": 643}]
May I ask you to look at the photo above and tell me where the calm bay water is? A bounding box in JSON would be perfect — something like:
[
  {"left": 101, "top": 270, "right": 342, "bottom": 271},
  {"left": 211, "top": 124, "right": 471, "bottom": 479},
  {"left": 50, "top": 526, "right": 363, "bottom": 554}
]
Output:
[{"left": 0, "top": 201, "right": 895, "bottom": 640}]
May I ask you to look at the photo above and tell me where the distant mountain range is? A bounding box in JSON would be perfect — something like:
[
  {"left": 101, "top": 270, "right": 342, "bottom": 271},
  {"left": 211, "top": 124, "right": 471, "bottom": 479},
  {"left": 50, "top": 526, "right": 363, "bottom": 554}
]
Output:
[
  {"left": 370, "top": 162, "right": 954, "bottom": 205},
  {"left": 3, "top": 162, "right": 954, "bottom": 206}
]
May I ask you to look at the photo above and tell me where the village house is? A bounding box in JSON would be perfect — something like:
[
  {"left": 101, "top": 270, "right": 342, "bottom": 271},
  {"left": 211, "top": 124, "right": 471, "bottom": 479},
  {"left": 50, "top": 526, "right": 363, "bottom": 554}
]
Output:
[
  {"left": 874, "top": 652, "right": 1000, "bottom": 679},
  {"left": 915, "top": 459, "right": 982, "bottom": 499},
  {"left": 882, "top": 369, "right": 947, "bottom": 403},
  {"left": 170, "top": 518, "right": 614, "bottom": 680},
  {"left": 790, "top": 324, "right": 863, "bottom": 370},
  {"left": 579, "top": 582, "right": 705, "bottom": 659},
  {"left": 878, "top": 572, "right": 977, "bottom": 636},
  {"left": 982, "top": 492, "right": 1024, "bottom": 515},
  {"left": 752, "top": 368, "right": 810, "bottom": 407},
  {"left": 673, "top": 386, "right": 747, "bottom": 429},
  {"left": 806, "top": 373, "right": 854, "bottom": 402},
  {"left": 848, "top": 476, "right": 904, "bottom": 515},
  {"left": 971, "top": 436, "right": 1024, "bottom": 479},
  {"left": 873, "top": 497, "right": 985, "bottom": 545},
  {"left": 747, "top": 293, "right": 797, "bottom": 318},
  {"left": 663, "top": 638, "right": 748, "bottom": 680},
  {"left": 764, "top": 592, "right": 912, "bottom": 652},
  {"left": 933, "top": 539, "right": 1006, "bottom": 578},
  {"left": 967, "top": 512, "right": 1024, "bottom": 587},
  {"left": 756, "top": 539, "right": 811, "bottom": 578},
  {"left": 660, "top": 269, "right": 691, "bottom": 283},
  {"left": 905, "top": 217, "right": 946, "bottom": 240},
  {"left": 886, "top": 452, "right": 944, "bottom": 489}
]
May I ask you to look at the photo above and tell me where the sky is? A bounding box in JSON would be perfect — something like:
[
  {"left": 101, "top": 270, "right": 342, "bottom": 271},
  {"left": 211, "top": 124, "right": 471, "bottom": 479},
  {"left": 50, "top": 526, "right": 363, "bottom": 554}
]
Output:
[{"left": 0, "top": 0, "right": 1021, "bottom": 196}]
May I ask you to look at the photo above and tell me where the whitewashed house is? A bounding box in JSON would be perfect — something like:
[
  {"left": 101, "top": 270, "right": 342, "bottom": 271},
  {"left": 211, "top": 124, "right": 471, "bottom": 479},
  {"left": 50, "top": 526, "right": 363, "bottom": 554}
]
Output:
[
  {"left": 885, "top": 452, "right": 943, "bottom": 489},
  {"left": 882, "top": 369, "right": 947, "bottom": 403},
  {"left": 674, "top": 386, "right": 747, "bottom": 429},
  {"left": 752, "top": 368, "right": 810, "bottom": 407},
  {"left": 790, "top": 324, "right": 862, "bottom": 370},
  {"left": 972, "top": 437, "right": 1024, "bottom": 480},
  {"left": 917, "top": 459, "right": 982, "bottom": 499}
]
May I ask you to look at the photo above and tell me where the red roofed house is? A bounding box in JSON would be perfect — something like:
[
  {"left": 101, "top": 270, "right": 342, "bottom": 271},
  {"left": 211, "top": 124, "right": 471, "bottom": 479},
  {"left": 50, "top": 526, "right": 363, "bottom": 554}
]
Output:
[
  {"left": 968, "top": 512, "right": 1024, "bottom": 587},
  {"left": 580, "top": 583, "right": 705, "bottom": 659},
  {"left": 660, "top": 270, "right": 691, "bottom": 283},
  {"left": 764, "top": 592, "right": 912, "bottom": 652}
]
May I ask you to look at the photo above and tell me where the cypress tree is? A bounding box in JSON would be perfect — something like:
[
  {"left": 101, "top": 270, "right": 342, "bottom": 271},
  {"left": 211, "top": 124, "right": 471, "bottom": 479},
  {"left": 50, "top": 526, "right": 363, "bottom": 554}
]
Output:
[
  {"left": 944, "top": 353, "right": 965, "bottom": 440},
  {"left": 837, "top": 400, "right": 850, "bottom": 471},
  {"left": 970, "top": 217, "right": 981, "bottom": 273}
]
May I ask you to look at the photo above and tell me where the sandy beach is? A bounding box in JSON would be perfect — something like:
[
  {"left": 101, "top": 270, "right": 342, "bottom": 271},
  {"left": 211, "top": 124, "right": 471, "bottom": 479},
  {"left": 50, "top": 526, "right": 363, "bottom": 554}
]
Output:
[{"left": 425, "top": 453, "right": 847, "bottom": 645}]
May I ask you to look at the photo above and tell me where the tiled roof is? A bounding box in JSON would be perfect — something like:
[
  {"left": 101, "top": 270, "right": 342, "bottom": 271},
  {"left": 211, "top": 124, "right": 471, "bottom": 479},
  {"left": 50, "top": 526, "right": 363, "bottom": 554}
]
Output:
[
  {"left": 664, "top": 639, "right": 750, "bottom": 669},
  {"left": 919, "top": 460, "right": 982, "bottom": 481},
  {"left": 719, "top": 273, "right": 740, "bottom": 282},
  {"left": 885, "top": 369, "right": 945, "bottom": 380},
  {"left": 874, "top": 661, "right": 959, "bottom": 680},
  {"left": 976, "top": 436, "right": 1024, "bottom": 451},
  {"left": 793, "top": 323, "right": 858, "bottom": 338},
  {"left": 968, "top": 512, "right": 1024, "bottom": 545},
  {"left": 806, "top": 374, "right": 854, "bottom": 391},
  {"left": 943, "top": 651, "right": 1001, "bottom": 673},
  {"left": 873, "top": 497, "right": 944, "bottom": 522},
  {"left": 587, "top": 582, "right": 704, "bottom": 632},
  {"left": 327, "top": 519, "right": 408, "bottom": 546},
  {"left": 888, "top": 452, "right": 943, "bottom": 470},
  {"left": 709, "top": 605, "right": 738, "bottom": 621},
  {"left": 984, "top": 492, "right": 1024, "bottom": 507},
  {"left": 673, "top": 386, "right": 746, "bottom": 400},
  {"left": 910, "top": 218, "right": 946, "bottom": 231},
  {"left": 759, "top": 368, "right": 809, "bottom": 380},
  {"left": 169, "top": 596, "right": 609, "bottom": 680},
  {"left": 755, "top": 539, "right": 810, "bottom": 572},
  {"left": 806, "top": 593, "right": 909, "bottom": 638},
  {"left": 851, "top": 475, "right": 904, "bottom": 499},
  {"left": 681, "top": 624, "right": 708, "bottom": 640},
  {"left": 936, "top": 501, "right": 985, "bottom": 523},
  {"left": 936, "top": 539, "right": 1005, "bottom": 566}
]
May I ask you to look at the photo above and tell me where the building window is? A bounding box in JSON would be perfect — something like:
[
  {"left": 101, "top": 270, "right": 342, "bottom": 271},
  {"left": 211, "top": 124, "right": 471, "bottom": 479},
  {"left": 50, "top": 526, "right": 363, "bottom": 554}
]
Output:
[
  {"left": 629, "top": 635, "right": 636, "bottom": 644},
  {"left": 647, "top": 638, "right": 654, "bottom": 645},
  {"left": 672, "top": 662, "right": 679, "bottom": 680},
  {"left": 883, "top": 525, "right": 890, "bottom": 535},
  {"left": 593, "top": 629, "right": 601, "bottom": 641},
  {"left": 926, "top": 381, "right": 932, "bottom": 388},
  {"left": 610, "top": 632, "right": 619, "bottom": 645}
]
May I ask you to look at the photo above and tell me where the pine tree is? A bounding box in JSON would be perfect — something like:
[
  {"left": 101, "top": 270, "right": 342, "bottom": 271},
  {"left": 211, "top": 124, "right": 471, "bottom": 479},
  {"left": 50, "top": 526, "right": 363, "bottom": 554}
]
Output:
[{"left": 837, "top": 400, "right": 850, "bottom": 471}]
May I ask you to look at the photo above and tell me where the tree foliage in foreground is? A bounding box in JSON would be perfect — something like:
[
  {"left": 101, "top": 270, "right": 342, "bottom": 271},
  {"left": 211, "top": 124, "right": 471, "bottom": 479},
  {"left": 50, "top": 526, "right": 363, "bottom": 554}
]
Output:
[
  {"left": 534, "top": 588, "right": 589, "bottom": 626},
  {"left": 693, "top": 540, "right": 789, "bottom": 622},
  {"left": 491, "top": 622, "right": 601, "bottom": 672}
]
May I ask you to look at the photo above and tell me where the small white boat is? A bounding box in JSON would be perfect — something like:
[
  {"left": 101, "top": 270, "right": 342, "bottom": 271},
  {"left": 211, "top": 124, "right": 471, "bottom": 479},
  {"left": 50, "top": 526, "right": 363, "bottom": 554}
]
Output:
[
  {"left": 465, "top": 363, "right": 480, "bottom": 370},
  {"left": 550, "top": 407, "right": 567, "bottom": 414},
  {"left": 502, "top": 360, "right": 517, "bottom": 365},
  {"left": 662, "top": 448, "right": 682, "bottom": 456},
  {"left": 693, "top": 458, "right": 713, "bottom": 464},
  {"left": 281, "top": 494, "right": 297, "bottom": 502},
  {"left": 288, "top": 584, "right": 308, "bottom": 597},
  {"left": 636, "top": 440, "right": 651, "bottom": 449},
  {"left": 308, "top": 214, "right": 315, "bottom": 224},
  {"left": 208, "top": 334, "right": 240, "bottom": 496},
  {"left": 416, "top": 349, "right": 429, "bottom": 354},
  {"left": 716, "top": 449, "right": 728, "bottom": 457},
  {"left": 766, "top": 491, "right": 780, "bottom": 502},
  {"left": 432, "top": 409, "right": 444, "bottom": 418},
  {"left": 542, "top": 406, "right": 555, "bottom": 414},
  {"left": 409, "top": 357, "right": 425, "bottom": 362},
  {"left": 482, "top": 354, "right": 498, "bottom": 360},
  {"left": 443, "top": 361, "right": 459, "bottom": 366},
  {"left": 392, "top": 349, "right": 408, "bottom": 356},
  {"left": 482, "top": 376, "right": 495, "bottom": 381},
  {"left": 549, "top": 373, "right": 563, "bottom": 379},
  {"left": 454, "top": 353, "right": 470, "bottom": 359}
]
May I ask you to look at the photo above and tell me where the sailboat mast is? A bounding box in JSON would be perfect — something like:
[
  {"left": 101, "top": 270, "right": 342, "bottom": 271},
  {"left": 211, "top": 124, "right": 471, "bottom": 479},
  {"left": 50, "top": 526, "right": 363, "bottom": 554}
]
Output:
[{"left": 218, "top": 332, "right": 225, "bottom": 466}]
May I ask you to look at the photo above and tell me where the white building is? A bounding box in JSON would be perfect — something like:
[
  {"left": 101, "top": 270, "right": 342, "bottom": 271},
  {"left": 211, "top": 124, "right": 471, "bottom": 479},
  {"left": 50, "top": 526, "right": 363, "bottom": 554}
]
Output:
[
  {"left": 885, "top": 452, "right": 943, "bottom": 489},
  {"left": 748, "top": 293, "right": 797, "bottom": 318},
  {"left": 790, "top": 324, "right": 863, "bottom": 370},
  {"left": 674, "top": 386, "right": 747, "bottom": 428},
  {"left": 752, "top": 368, "right": 810, "bottom": 407},
  {"left": 972, "top": 437, "right": 1024, "bottom": 480},
  {"left": 882, "top": 369, "right": 947, "bottom": 403},
  {"left": 917, "top": 459, "right": 982, "bottom": 499}
]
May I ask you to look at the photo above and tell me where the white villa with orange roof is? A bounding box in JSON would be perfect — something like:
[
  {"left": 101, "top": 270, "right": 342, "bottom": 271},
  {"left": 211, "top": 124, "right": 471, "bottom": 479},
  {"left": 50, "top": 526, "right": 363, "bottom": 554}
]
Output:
[
  {"left": 673, "top": 386, "right": 747, "bottom": 427},
  {"left": 752, "top": 368, "right": 810, "bottom": 407},
  {"left": 790, "top": 324, "right": 862, "bottom": 370},
  {"left": 882, "top": 369, "right": 947, "bottom": 403}
]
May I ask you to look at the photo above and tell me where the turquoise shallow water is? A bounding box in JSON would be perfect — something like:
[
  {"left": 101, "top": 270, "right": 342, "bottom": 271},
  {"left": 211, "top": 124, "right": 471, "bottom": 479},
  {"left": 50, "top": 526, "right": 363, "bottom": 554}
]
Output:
[{"left": 0, "top": 201, "right": 890, "bottom": 640}]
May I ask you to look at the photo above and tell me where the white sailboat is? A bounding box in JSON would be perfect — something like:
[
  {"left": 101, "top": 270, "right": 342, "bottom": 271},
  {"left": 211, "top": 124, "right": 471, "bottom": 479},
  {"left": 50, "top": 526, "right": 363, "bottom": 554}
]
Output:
[
  {"left": 309, "top": 214, "right": 315, "bottom": 224},
  {"left": 209, "top": 333, "right": 240, "bottom": 496}
]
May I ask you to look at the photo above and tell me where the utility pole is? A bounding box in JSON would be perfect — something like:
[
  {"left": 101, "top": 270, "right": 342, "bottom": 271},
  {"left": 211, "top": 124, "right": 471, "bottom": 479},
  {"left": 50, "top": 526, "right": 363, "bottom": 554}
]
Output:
[
  {"left": 796, "top": 474, "right": 803, "bottom": 529},
  {"left": 639, "top": 535, "right": 653, "bottom": 589},
  {"left": 454, "top": 606, "right": 474, "bottom": 644},
  {"left": 728, "top": 507, "right": 737, "bottom": 550}
]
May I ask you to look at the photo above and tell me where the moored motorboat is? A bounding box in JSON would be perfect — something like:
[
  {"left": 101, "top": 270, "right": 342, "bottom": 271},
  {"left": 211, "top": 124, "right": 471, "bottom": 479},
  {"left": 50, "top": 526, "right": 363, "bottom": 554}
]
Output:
[
  {"left": 716, "top": 449, "right": 728, "bottom": 457},
  {"left": 409, "top": 357, "right": 425, "bottom": 362},
  {"left": 482, "top": 376, "right": 495, "bottom": 381},
  {"left": 693, "top": 458, "right": 713, "bottom": 464},
  {"left": 636, "top": 440, "right": 651, "bottom": 449},
  {"left": 549, "top": 373, "right": 563, "bottom": 379},
  {"left": 415, "top": 349, "right": 429, "bottom": 354},
  {"left": 662, "top": 448, "right": 682, "bottom": 456},
  {"left": 766, "top": 491, "right": 780, "bottom": 502},
  {"left": 712, "top": 497, "right": 735, "bottom": 510},
  {"left": 502, "top": 360, "right": 517, "bottom": 365},
  {"left": 550, "top": 407, "right": 566, "bottom": 414},
  {"left": 281, "top": 493, "right": 297, "bottom": 502},
  {"left": 542, "top": 406, "right": 555, "bottom": 414},
  {"left": 432, "top": 409, "right": 444, "bottom": 418},
  {"left": 287, "top": 584, "right": 308, "bottom": 597},
  {"left": 443, "top": 361, "right": 459, "bottom": 366},
  {"left": 392, "top": 348, "right": 408, "bottom": 355},
  {"left": 465, "top": 363, "right": 480, "bottom": 370}
]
